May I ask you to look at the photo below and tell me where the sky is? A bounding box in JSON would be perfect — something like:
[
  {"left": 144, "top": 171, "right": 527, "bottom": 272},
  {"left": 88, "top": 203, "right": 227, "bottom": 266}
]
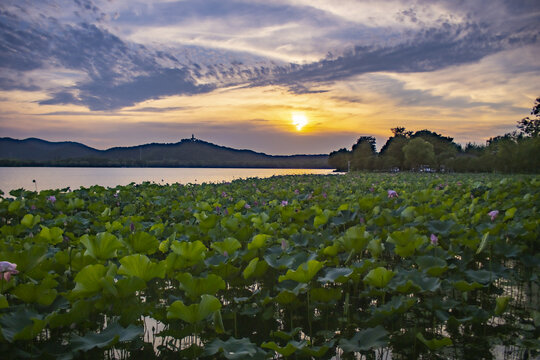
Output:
[{"left": 0, "top": 0, "right": 538, "bottom": 155}]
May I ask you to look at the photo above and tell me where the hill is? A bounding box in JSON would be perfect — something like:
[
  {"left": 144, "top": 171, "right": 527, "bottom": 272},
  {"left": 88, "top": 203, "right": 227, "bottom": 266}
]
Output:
[{"left": 0, "top": 137, "right": 330, "bottom": 168}]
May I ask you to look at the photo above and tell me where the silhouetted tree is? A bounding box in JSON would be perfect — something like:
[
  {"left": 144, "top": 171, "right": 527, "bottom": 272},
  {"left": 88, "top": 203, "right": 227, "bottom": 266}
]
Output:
[
  {"left": 351, "top": 136, "right": 376, "bottom": 170},
  {"left": 328, "top": 148, "right": 351, "bottom": 171},
  {"left": 403, "top": 138, "right": 436, "bottom": 170},
  {"left": 391, "top": 126, "right": 413, "bottom": 138},
  {"left": 517, "top": 97, "right": 540, "bottom": 137}
]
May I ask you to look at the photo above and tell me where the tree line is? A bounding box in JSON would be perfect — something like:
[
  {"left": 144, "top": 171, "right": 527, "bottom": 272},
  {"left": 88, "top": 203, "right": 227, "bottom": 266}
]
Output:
[{"left": 329, "top": 97, "right": 540, "bottom": 173}]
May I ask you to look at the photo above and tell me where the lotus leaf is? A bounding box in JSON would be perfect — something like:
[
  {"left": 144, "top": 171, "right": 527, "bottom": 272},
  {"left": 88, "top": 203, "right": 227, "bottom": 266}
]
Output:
[
  {"left": 317, "top": 267, "right": 353, "bottom": 283},
  {"left": 37, "top": 226, "right": 64, "bottom": 245},
  {"left": 261, "top": 340, "right": 307, "bottom": 357},
  {"left": 81, "top": 232, "right": 124, "bottom": 260},
  {"left": 211, "top": 237, "right": 242, "bottom": 255},
  {"left": 278, "top": 260, "right": 323, "bottom": 283},
  {"left": 125, "top": 231, "right": 159, "bottom": 255},
  {"left": 176, "top": 272, "right": 226, "bottom": 299},
  {"left": 70, "top": 323, "right": 142, "bottom": 353},
  {"left": 339, "top": 326, "right": 388, "bottom": 353},
  {"left": 170, "top": 240, "right": 207, "bottom": 266},
  {"left": 20, "top": 214, "right": 40, "bottom": 228},
  {"left": 248, "top": 234, "right": 271, "bottom": 250},
  {"left": 416, "top": 333, "right": 453, "bottom": 350},
  {"left": 203, "top": 337, "right": 261, "bottom": 359},
  {"left": 167, "top": 294, "right": 222, "bottom": 324},
  {"left": 118, "top": 254, "right": 165, "bottom": 282},
  {"left": 363, "top": 267, "right": 395, "bottom": 288},
  {"left": 11, "top": 275, "right": 58, "bottom": 306}
]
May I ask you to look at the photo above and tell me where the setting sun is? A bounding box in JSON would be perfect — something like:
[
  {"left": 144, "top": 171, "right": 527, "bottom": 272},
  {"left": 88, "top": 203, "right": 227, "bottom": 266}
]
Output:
[{"left": 292, "top": 112, "right": 308, "bottom": 131}]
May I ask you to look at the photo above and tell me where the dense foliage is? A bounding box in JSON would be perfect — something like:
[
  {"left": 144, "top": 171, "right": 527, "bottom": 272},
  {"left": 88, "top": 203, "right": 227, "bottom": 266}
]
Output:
[
  {"left": 0, "top": 173, "right": 539, "bottom": 359},
  {"left": 329, "top": 97, "right": 540, "bottom": 173}
]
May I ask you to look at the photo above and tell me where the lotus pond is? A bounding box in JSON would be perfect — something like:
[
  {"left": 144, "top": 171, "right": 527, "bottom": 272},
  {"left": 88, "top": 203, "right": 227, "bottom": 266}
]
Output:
[{"left": 0, "top": 173, "right": 538, "bottom": 359}]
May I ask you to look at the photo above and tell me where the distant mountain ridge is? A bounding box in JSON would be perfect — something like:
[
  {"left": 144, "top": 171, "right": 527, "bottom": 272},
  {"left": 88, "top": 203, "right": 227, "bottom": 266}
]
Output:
[{"left": 0, "top": 137, "right": 330, "bottom": 168}]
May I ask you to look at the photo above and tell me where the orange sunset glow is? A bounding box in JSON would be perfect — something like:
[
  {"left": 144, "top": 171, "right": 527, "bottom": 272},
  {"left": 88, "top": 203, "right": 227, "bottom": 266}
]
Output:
[{"left": 0, "top": 1, "right": 538, "bottom": 154}]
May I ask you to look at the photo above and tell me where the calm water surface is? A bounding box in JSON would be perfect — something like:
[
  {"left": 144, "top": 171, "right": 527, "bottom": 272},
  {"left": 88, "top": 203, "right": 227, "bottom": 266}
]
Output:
[{"left": 0, "top": 167, "right": 334, "bottom": 194}]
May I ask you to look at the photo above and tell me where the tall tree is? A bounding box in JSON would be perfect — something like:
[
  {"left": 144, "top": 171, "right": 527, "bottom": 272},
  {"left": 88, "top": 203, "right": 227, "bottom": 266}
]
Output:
[
  {"left": 403, "top": 138, "right": 436, "bottom": 170},
  {"left": 517, "top": 97, "right": 540, "bottom": 137},
  {"left": 328, "top": 148, "right": 351, "bottom": 171},
  {"left": 351, "top": 136, "right": 376, "bottom": 170}
]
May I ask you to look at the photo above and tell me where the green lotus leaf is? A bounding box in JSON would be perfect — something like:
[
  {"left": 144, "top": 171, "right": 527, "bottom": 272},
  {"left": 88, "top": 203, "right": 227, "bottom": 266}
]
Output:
[
  {"left": 125, "top": 231, "right": 159, "bottom": 255},
  {"left": 194, "top": 211, "right": 218, "bottom": 230},
  {"left": 278, "top": 260, "right": 324, "bottom": 283},
  {"left": 339, "top": 326, "right": 388, "bottom": 353},
  {"left": 504, "top": 207, "right": 517, "bottom": 221},
  {"left": 387, "top": 228, "right": 427, "bottom": 257},
  {"left": 476, "top": 232, "right": 490, "bottom": 254},
  {"left": 176, "top": 272, "right": 226, "bottom": 299},
  {"left": 495, "top": 296, "right": 511, "bottom": 315},
  {"left": 167, "top": 294, "right": 222, "bottom": 324},
  {"left": 203, "top": 337, "right": 261, "bottom": 359},
  {"left": 21, "top": 214, "right": 40, "bottom": 228},
  {"left": 81, "top": 232, "right": 124, "bottom": 260},
  {"left": 426, "top": 220, "right": 456, "bottom": 236},
  {"left": 0, "top": 295, "right": 8, "bottom": 309},
  {"left": 170, "top": 240, "right": 207, "bottom": 266},
  {"left": 211, "top": 237, "right": 242, "bottom": 255},
  {"left": 338, "top": 225, "right": 371, "bottom": 252},
  {"left": 0, "top": 307, "right": 44, "bottom": 342},
  {"left": 314, "top": 213, "right": 329, "bottom": 228},
  {"left": 367, "top": 238, "right": 384, "bottom": 258},
  {"left": 271, "top": 327, "right": 302, "bottom": 341},
  {"left": 317, "top": 267, "right": 353, "bottom": 283},
  {"left": 416, "top": 256, "right": 448, "bottom": 276},
  {"left": 310, "top": 287, "right": 342, "bottom": 303},
  {"left": 11, "top": 275, "right": 58, "bottom": 306},
  {"left": 452, "top": 280, "right": 483, "bottom": 292},
  {"left": 416, "top": 333, "right": 453, "bottom": 350},
  {"left": 262, "top": 340, "right": 307, "bottom": 357},
  {"left": 118, "top": 254, "right": 166, "bottom": 282},
  {"left": 275, "top": 290, "right": 297, "bottom": 304},
  {"left": 465, "top": 269, "right": 494, "bottom": 284},
  {"left": 363, "top": 267, "right": 395, "bottom": 288},
  {"left": 37, "top": 226, "right": 64, "bottom": 245},
  {"left": 243, "top": 257, "right": 269, "bottom": 279},
  {"left": 248, "top": 234, "right": 271, "bottom": 250},
  {"left": 373, "top": 296, "right": 416, "bottom": 316},
  {"left": 400, "top": 206, "right": 416, "bottom": 221},
  {"left": 71, "top": 323, "right": 143, "bottom": 353},
  {"left": 301, "top": 341, "right": 334, "bottom": 357},
  {"left": 72, "top": 264, "right": 113, "bottom": 297}
]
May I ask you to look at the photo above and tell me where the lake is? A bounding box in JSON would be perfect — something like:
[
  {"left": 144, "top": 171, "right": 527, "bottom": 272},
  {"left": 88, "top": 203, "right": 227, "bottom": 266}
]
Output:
[{"left": 0, "top": 167, "right": 335, "bottom": 194}]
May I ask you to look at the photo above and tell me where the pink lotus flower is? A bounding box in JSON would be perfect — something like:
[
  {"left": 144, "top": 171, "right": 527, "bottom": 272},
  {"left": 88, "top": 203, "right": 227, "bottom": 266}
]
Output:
[
  {"left": 369, "top": 187, "right": 374, "bottom": 192},
  {"left": 387, "top": 190, "right": 398, "bottom": 198},
  {"left": 281, "top": 200, "right": 288, "bottom": 206},
  {"left": 281, "top": 239, "right": 288, "bottom": 250},
  {"left": 430, "top": 234, "right": 438, "bottom": 245},
  {"left": 0, "top": 261, "right": 18, "bottom": 282},
  {"left": 294, "top": 189, "right": 300, "bottom": 194},
  {"left": 223, "top": 251, "right": 228, "bottom": 257},
  {"left": 322, "top": 192, "right": 327, "bottom": 199},
  {"left": 47, "top": 195, "right": 56, "bottom": 203},
  {"left": 488, "top": 210, "right": 499, "bottom": 221},
  {"left": 221, "top": 191, "right": 227, "bottom": 198},
  {"left": 244, "top": 203, "right": 251, "bottom": 209}
]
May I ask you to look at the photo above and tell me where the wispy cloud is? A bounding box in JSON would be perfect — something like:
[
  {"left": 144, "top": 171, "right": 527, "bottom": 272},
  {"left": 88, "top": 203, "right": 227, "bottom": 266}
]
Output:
[{"left": 0, "top": 0, "right": 538, "bottom": 152}]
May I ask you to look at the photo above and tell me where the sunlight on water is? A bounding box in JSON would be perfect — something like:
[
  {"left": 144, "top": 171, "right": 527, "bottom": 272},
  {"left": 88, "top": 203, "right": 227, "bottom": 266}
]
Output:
[{"left": 0, "top": 167, "right": 334, "bottom": 194}]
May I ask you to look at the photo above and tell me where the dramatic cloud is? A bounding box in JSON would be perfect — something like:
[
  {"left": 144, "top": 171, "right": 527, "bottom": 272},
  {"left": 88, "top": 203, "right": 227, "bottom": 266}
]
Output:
[{"left": 0, "top": 0, "right": 538, "bottom": 152}]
